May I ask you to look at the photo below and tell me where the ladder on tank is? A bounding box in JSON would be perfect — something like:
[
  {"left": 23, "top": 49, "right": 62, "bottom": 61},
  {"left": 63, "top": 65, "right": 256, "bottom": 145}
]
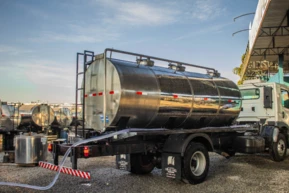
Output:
[{"left": 75, "top": 50, "right": 94, "bottom": 138}]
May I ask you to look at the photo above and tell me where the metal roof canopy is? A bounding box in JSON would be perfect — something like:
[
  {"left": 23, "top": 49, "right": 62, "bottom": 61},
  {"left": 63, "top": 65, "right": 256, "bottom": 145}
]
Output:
[{"left": 240, "top": 0, "right": 289, "bottom": 81}]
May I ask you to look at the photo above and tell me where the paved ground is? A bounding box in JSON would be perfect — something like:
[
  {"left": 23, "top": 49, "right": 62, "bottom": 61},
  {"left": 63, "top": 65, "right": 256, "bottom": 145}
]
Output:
[{"left": 0, "top": 152, "right": 289, "bottom": 193}]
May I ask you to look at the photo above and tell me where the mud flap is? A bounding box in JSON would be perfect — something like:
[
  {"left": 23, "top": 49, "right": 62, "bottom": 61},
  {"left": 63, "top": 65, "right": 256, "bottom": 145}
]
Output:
[
  {"left": 116, "top": 154, "right": 131, "bottom": 171},
  {"left": 162, "top": 153, "right": 182, "bottom": 180}
]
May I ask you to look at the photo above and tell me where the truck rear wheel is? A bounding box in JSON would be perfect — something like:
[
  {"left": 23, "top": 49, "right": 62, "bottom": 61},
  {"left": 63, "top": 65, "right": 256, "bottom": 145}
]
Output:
[
  {"left": 271, "top": 133, "right": 287, "bottom": 162},
  {"left": 182, "top": 142, "right": 209, "bottom": 184},
  {"left": 130, "top": 153, "right": 155, "bottom": 174}
]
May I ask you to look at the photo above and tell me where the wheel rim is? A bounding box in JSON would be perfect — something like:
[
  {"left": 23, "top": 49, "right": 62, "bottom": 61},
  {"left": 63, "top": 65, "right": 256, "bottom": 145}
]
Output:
[
  {"left": 277, "top": 139, "right": 286, "bottom": 157},
  {"left": 190, "top": 151, "right": 206, "bottom": 176}
]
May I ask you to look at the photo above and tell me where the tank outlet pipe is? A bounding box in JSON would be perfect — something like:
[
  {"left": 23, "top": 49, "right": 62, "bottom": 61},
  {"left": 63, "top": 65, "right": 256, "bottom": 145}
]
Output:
[{"left": 0, "top": 129, "right": 133, "bottom": 191}]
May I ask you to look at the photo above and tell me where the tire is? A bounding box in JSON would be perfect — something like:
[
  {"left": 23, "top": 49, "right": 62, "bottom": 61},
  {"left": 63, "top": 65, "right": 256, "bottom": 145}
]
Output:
[
  {"left": 271, "top": 133, "right": 287, "bottom": 162},
  {"left": 130, "top": 153, "right": 155, "bottom": 174},
  {"left": 182, "top": 142, "right": 209, "bottom": 184}
]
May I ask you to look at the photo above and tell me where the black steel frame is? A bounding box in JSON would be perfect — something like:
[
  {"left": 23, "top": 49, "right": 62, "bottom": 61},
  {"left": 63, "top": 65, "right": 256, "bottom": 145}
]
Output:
[
  {"left": 53, "top": 126, "right": 257, "bottom": 169},
  {"left": 259, "top": 26, "right": 289, "bottom": 37},
  {"left": 251, "top": 47, "right": 289, "bottom": 57}
]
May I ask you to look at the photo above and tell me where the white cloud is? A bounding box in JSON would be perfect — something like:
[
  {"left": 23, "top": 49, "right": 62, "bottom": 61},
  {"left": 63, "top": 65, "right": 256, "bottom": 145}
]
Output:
[
  {"left": 30, "top": 26, "right": 120, "bottom": 43},
  {"left": 0, "top": 60, "right": 75, "bottom": 88},
  {"left": 15, "top": 3, "right": 50, "bottom": 19},
  {"left": 0, "top": 59, "right": 76, "bottom": 103},
  {"left": 186, "top": 0, "right": 226, "bottom": 21},
  {"left": 175, "top": 22, "right": 232, "bottom": 41},
  {"left": 27, "top": 0, "right": 227, "bottom": 43},
  {"left": 0, "top": 45, "right": 33, "bottom": 55},
  {"left": 92, "top": 0, "right": 226, "bottom": 26},
  {"left": 99, "top": 0, "right": 179, "bottom": 26}
]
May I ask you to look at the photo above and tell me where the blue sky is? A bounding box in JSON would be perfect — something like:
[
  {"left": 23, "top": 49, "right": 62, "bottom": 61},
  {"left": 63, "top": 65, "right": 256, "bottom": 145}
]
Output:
[{"left": 0, "top": 0, "right": 258, "bottom": 103}]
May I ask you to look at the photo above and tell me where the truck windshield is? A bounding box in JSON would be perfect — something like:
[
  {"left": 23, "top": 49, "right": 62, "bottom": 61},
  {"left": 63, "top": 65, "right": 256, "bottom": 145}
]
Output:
[{"left": 240, "top": 88, "right": 260, "bottom": 100}]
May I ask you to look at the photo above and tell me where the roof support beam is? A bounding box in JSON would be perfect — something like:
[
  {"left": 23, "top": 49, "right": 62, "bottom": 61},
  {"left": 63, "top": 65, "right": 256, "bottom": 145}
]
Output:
[
  {"left": 259, "top": 26, "right": 289, "bottom": 37},
  {"left": 251, "top": 47, "right": 289, "bottom": 56}
]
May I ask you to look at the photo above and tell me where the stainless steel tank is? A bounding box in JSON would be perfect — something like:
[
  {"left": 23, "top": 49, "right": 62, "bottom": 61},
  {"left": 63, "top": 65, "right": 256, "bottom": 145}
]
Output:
[
  {"left": 18, "top": 104, "right": 55, "bottom": 127},
  {"left": 53, "top": 107, "right": 72, "bottom": 127},
  {"left": 7, "top": 103, "right": 22, "bottom": 130},
  {"left": 15, "top": 134, "right": 48, "bottom": 165},
  {"left": 0, "top": 102, "right": 13, "bottom": 131},
  {"left": 84, "top": 54, "right": 242, "bottom": 132}
]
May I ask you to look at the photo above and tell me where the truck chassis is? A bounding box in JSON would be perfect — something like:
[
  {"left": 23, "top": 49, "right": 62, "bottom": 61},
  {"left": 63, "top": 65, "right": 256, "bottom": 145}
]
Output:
[{"left": 52, "top": 125, "right": 262, "bottom": 184}]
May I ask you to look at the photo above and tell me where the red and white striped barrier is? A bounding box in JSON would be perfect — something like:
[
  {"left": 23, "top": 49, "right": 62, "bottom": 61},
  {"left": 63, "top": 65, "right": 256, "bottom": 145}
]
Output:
[{"left": 39, "top": 161, "right": 91, "bottom": 180}]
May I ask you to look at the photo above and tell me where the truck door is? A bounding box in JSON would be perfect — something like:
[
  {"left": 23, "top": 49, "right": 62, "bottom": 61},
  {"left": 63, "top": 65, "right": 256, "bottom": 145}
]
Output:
[{"left": 280, "top": 89, "right": 289, "bottom": 126}]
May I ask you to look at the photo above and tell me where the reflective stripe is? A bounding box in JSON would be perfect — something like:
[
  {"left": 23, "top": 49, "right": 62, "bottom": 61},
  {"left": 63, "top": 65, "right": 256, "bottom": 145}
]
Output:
[{"left": 38, "top": 161, "right": 91, "bottom": 179}]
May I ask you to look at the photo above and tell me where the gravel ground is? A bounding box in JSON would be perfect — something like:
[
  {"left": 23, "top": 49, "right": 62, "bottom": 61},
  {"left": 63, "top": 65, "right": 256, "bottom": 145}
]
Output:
[{"left": 0, "top": 152, "right": 289, "bottom": 193}]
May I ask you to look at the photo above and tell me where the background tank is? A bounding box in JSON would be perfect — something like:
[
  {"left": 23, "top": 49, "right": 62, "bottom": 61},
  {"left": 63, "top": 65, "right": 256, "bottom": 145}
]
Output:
[
  {"left": 84, "top": 52, "right": 242, "bottom": 132},
  {"left": 0, "top": 102, "right": 13, "bottom": 131},
  {"left": 6, "top": 103, "right": 22, "bottom": 130},
  {"left": 52, "top": 106, "right": 72, "bottom": 127},
  {"left": 18, "top": 104, "right": 55, "bottom": 128}
]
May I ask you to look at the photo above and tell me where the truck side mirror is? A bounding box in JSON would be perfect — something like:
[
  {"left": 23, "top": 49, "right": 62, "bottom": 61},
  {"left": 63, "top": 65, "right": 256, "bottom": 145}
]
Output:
[{"left": 263, "top": 87, "right": 273, "bottom": 108}]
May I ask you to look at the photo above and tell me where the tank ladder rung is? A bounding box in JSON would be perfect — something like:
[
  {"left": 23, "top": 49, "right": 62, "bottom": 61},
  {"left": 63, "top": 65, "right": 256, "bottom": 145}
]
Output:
[{"left": 75, "top": 50, "right": 95, "bottom": 139}]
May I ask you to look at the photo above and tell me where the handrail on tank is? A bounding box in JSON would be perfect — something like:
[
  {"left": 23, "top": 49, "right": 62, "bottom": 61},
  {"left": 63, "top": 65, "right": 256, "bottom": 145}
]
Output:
[
  {"left": 102, "top": 48, "right": 219, "bottom": 131},
  {"left": 104, "top": 48, "right": 217, "bottom": 73}
]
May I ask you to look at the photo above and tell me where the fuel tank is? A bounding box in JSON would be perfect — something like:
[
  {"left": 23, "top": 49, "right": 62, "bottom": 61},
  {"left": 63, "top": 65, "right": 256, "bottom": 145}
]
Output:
[
  {"left": 84, "top": 57, "right": 242, "bottom": 132},
  {"left": 18, "top": 104, "right": 55, "bottom": 128}
]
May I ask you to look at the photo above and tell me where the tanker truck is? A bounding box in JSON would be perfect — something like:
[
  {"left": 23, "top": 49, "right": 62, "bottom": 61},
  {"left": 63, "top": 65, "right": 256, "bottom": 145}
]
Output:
[{"left": 49, "top": 49, "right": 287, "bottom": 184}]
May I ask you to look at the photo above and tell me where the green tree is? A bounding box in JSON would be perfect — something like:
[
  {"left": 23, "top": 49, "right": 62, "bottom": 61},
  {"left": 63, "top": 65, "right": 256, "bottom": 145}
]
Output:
[{"left": 233, "top": 53, "right": 246, "bottom": 85}]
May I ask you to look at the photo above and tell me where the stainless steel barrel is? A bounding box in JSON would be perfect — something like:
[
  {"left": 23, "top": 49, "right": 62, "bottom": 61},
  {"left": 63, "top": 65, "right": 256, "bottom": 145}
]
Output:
[
  {"left": 15, "top": 134, "right": 48, "bottom": 165},
  {"left": 53, "top": 107, "right": 72, "bottom": 127},
  {"left": 84, "top": 57, "right": 242, "bottom": 132},
  {"left": 18, "top": 104, "right": 55, "bottom": 127}
]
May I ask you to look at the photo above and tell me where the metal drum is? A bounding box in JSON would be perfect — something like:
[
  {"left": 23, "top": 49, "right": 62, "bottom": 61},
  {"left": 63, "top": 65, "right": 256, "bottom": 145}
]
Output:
[
  {"left": 18, "top": 104, "right": 55, "bottom": 127},
  {"left": 84, "top": 57, "right": 242, "bottom": 132},
  {"left": 15, "top": 134, "right": 48, "bottom": 165},
  {"left": 53, "top": 107, "right": 72, "bottom": 127}
]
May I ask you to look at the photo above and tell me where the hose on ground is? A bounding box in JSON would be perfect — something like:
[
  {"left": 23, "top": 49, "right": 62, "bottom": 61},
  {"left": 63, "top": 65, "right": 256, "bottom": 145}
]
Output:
[{"left": 0, "top": 129, "right": 130, "bottom": 190}]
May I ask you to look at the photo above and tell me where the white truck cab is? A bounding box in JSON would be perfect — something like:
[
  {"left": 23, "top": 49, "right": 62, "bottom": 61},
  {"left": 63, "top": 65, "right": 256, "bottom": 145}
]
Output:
[
  {"left": 237, "top": 80, "right": 289, "bottom": 130},
  {"left": 236, "top": 80, "right": 289, "bottom": 162}
]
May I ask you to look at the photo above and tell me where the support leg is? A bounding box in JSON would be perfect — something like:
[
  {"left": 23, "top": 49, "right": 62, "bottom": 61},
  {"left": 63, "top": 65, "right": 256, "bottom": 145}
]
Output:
[
  {"left": 53, "top": 142, "right": 59, "bottom": 166},
  {"left": 278, "top": 54, "right": 284, "bottom": 84},
  {"left": 72, "top": 147, "right": 78, "bottom": 169}
]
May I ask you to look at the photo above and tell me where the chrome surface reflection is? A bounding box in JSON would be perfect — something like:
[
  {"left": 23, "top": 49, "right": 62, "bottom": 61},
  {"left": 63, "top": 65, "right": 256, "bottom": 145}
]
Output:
[{"left": 84, "top": 58, "right": 242, "bottom": 132}]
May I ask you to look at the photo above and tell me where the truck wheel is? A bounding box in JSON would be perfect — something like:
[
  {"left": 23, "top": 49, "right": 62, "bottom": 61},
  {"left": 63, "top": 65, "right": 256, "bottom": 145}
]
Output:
[
  {"left": 182, "top": 142, "right": 209, "bottom": 184},
  {"left": 271, "top": 133, "right": 287, "bottom": 162},
  {"left": 130, "top": 154, "right": 155, "bottom": 174}
]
